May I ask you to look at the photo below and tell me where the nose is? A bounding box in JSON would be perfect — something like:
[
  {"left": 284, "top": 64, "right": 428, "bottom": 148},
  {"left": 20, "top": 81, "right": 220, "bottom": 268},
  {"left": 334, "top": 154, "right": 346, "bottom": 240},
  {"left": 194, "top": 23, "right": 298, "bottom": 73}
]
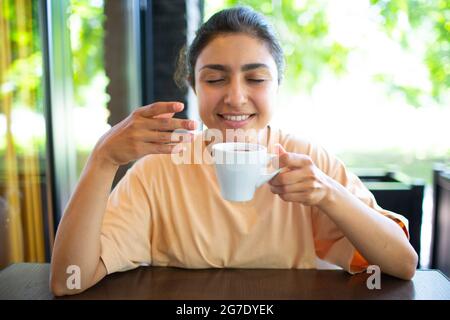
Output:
[{"left": 224, "top": 77, "right": 248, "bottom": 107}]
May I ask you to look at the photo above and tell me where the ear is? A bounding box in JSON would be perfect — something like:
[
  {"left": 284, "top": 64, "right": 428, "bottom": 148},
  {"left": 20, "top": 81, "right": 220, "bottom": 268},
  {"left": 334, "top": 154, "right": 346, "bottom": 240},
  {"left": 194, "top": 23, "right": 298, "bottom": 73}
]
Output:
[{"left": 188, "top": 76, "right": 196, "bottom": 93}]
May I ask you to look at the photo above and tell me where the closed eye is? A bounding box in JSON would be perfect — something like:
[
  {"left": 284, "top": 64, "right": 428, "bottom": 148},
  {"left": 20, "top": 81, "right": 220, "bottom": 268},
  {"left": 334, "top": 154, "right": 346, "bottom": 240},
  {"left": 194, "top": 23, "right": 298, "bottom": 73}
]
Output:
[
  {"left": 206, "top": 79, "right": 224, "bottom": 83},
  {"left": 248, "top": 79, "right": 266, "bottom": 83}
]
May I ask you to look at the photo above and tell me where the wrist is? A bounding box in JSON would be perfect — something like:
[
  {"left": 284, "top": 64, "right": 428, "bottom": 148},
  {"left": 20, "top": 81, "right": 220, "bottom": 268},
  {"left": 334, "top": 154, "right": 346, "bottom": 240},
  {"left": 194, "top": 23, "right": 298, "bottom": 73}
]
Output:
[
  {"left": 317, "top": 175, "right": 343, "bottom": 212},
  {"left": 88, "top": 148, "right": 120, "bottom": 174}
]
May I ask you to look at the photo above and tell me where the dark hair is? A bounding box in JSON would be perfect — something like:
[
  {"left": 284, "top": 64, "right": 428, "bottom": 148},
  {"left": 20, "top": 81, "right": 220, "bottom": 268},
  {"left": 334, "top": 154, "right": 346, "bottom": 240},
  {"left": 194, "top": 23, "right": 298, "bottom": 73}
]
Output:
[{"left": 174, "top": 6, "right": 285, "bottom": 89}]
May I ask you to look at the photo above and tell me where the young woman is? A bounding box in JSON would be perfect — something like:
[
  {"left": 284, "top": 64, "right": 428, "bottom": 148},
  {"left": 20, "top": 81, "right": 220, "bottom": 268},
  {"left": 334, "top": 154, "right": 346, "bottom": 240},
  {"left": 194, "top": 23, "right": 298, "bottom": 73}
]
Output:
[{"left": 50, "top": 6, "right": 417, "bottom": 296}]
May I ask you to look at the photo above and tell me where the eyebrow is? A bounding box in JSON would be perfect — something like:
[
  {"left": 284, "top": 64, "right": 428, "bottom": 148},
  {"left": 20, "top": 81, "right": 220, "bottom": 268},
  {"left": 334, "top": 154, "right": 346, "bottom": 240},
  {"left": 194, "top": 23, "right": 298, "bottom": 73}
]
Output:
[{"left": 199, "top": 63, "right": 270, "bottom": 72}]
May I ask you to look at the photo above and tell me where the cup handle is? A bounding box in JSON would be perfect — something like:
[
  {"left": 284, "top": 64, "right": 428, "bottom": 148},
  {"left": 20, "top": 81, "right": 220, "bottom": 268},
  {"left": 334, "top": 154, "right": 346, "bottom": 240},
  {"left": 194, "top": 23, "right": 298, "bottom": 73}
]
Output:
[
  {"left": 256, "top": 168, "right": 281, "bottom": 188},
  {"left": 256, "top": 153, "right": 281, "bottom": 188}
]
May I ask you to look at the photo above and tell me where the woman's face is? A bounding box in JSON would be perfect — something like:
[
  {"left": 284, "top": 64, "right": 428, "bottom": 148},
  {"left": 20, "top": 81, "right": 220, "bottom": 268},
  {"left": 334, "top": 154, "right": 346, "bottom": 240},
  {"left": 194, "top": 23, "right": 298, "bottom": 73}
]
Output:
[{"left": 194, "top": 33, "right": 279, "bottom": 141}]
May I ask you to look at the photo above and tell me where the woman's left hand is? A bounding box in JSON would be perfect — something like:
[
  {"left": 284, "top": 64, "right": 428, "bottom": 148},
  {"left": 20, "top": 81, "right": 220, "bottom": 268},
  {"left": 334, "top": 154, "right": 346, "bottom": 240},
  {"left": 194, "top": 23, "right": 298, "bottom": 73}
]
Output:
[{"left": 269, "top": 144, "right": 333, "bottom": 206}]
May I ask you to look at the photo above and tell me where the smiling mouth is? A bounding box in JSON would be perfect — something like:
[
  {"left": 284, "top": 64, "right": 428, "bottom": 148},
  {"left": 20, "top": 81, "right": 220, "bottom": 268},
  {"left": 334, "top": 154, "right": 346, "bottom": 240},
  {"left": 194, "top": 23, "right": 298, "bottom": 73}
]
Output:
[{"left": 218, "top": 113, "right": 256, "bottom": 121}]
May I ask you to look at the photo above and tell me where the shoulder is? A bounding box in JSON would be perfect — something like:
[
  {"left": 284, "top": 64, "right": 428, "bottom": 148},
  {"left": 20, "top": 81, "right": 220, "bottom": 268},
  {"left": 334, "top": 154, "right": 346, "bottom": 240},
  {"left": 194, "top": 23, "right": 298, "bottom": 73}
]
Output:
[
  {"left": 274, "top": 128, "right": 314, "bottom": 154},
  {"left": 272, "top": 127, "right": 345, "bottom": 176},
  {"left": 272, "top": 127, "right": 333, "bottom": 161},
  {"left": 133, "top": 153, "right": 172, "bottom": 170},
  {"left": 127, "top": 153, "right": 174, "bottom": 183}
]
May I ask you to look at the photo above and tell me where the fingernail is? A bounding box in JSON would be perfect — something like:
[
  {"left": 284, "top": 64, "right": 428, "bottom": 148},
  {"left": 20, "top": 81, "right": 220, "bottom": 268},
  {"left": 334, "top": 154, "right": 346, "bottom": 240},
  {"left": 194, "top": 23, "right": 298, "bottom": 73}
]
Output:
[
  {"left": 271, "top": 157, "right": 279, "bottom": 167},
  {"left": 174, "top": 103, "right": 184, "bottom": 111},
  {"left": 274, "top": 143, "right": 281, "bottom": 153}
]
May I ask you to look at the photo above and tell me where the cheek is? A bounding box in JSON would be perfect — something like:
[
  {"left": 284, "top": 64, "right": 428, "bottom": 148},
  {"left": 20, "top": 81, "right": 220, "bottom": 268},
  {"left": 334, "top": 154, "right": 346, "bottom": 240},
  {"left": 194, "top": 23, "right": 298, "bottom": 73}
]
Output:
[
  {"left": 254, "top": 85, "right": 277, "bottom": 115},
  {"left": 196, "top": 86, "right": 220, "bottom": 118}
]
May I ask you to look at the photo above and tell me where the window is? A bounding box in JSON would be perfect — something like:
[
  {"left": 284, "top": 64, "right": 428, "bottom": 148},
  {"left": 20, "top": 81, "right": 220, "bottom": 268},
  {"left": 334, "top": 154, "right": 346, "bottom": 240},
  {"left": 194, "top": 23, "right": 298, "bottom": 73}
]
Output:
[
  {"left": 67, "top": 0, "right": 110, "bottom": 177},
  {"left": 0, "top": 0, "right": 199, "bottom": 268},
  {"left": 0, "top": 0, "right": 49, "bottom": 267}
]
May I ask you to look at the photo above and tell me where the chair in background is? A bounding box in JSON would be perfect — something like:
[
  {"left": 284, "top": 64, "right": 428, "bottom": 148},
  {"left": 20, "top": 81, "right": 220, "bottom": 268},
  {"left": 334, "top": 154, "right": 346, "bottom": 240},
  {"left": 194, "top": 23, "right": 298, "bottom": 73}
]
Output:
[
  {"left": 355, "top": 169, "right": 425, "bottom": 266},
  {"left": 431, "top": 164, "right": 450, "bottom": 277}
]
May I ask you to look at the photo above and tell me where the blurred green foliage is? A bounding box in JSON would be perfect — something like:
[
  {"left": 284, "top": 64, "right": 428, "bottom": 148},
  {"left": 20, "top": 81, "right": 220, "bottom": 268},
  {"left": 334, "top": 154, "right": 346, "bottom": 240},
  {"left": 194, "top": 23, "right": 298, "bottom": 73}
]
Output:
[
  {"left": 339, "top": 148, "right": 450, "bottom": 185},
  {"left": 1, "top": 0, "right": 43, "bottom": 113},
  {"left": 68, "top": 0, "right": 106, "bottom": 108},
  {"left": 222, "top": 0, "right": 449, "bottom": 107},
  {"left": 0, "top": 0, "right": 45, "bottom": 155},
  {"left": 370, "top": 0, "right": 450, "bottom": 106},
  {"left": 223, "top": 0, "right": 349, "bottom": 93},
  {"left": 0, "top": 0, "right": 106, "bottom": 156}
]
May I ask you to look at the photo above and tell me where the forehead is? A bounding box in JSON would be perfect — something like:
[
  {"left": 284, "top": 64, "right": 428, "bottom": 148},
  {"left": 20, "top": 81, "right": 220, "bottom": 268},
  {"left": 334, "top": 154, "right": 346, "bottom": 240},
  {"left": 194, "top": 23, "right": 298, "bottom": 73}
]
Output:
[{"left": 195, "top": 33, "right": 277, "bottom": 72}]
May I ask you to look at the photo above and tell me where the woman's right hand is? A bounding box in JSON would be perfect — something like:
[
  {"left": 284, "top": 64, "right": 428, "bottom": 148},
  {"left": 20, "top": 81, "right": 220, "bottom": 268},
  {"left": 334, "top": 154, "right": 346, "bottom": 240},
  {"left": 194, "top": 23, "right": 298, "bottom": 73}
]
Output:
[{"left": 93, "top": 101, "right": 197, "bottom": 167}]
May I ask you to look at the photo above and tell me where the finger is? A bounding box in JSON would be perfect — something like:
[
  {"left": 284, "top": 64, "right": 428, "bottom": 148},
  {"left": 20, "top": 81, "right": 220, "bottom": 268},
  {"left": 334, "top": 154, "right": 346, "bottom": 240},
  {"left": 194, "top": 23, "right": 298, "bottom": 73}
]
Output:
[
  {"left": 274, "top": 143, "right": 287, "bottom": 156},
  {"left": 270, "top": 144, "right": 286, "bottom": 170},
  {"left": 278, "top": 192, "right": 309, "bottom": 203},
  {"left": 143, "top": 142, "right": 179, "bottom": 154},
  {"left": 154, "top": 112, "right": 175, "bottom": 119},
  {"left": 146, "top": 117, "right": 198, "bottom": 131},
  {"left": 277, "top": 152, "right": 313, "bottom": 169},
  {"left": 137, "top": 102, "right": 184, "bottom": 118},
  {"left": 273, "top": 144, "right": 289, "bottom": 168},
  {"left": 269, "top": 168, "right": 311, "bottom": 186},
  {"left": 140, "top": 130, "right": 194, "bottom": 144},
  {"left": 270, "top": 180, "right": 315, "bottom": 194}
]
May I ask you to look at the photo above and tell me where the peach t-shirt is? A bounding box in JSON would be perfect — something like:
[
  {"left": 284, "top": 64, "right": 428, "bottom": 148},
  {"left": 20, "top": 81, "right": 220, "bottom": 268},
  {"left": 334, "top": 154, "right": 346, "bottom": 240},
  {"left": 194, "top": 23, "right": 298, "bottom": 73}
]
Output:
[{"left": 100, "top": 127, "right": 409, "bottom": 275}]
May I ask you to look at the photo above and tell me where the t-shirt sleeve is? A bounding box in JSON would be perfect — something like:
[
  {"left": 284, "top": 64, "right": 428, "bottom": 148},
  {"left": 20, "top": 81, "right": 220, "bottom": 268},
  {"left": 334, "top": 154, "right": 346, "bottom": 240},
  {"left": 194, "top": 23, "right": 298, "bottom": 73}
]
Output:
[
  {"left": 100, "top": 162, "right": 152, "bottom": 274},
  {"left": 309, "top": 144, "right": 409, "bottom": 274}
]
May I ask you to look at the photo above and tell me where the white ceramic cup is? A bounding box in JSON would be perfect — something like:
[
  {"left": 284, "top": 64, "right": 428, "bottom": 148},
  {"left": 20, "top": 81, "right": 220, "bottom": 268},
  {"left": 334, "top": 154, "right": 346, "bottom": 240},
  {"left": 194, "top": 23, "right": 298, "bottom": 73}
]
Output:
[{"left": 212, "top": 142, "right": 281, "bottom": 202}]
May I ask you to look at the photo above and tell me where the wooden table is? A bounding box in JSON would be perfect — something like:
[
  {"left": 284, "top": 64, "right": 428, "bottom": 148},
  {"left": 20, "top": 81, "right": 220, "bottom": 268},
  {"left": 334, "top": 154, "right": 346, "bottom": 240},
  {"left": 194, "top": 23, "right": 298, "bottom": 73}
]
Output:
[{"left": 0, "top": 263, "right": 449, "bottom": 300}]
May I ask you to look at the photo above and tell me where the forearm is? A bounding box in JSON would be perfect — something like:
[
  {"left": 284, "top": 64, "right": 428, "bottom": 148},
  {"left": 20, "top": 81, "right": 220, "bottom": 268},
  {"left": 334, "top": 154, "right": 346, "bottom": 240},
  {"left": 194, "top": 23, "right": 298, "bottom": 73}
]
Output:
[
  {"left": 48, "top": 102, "right": 193, "bottom": 296},
  {"left": 50, "top": 152, "right": 118, "bottom": 295},
  {"left": 318, "top": 177, "right": 418, "bottom": 280}
]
